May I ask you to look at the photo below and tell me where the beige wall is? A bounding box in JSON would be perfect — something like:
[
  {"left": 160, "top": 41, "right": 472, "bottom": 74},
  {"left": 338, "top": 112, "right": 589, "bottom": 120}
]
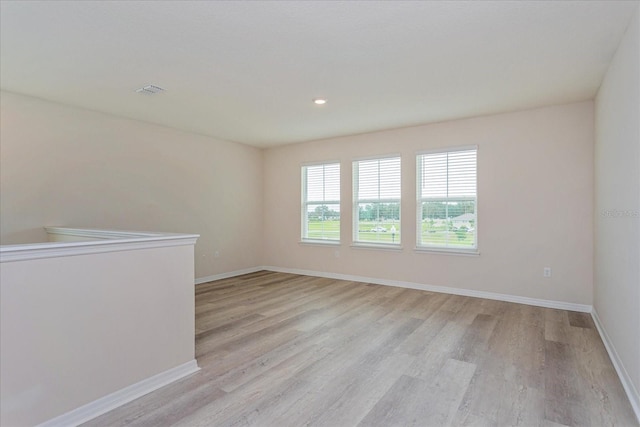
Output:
[
  {"left": 263, "top": 102, "right": 594, "bottom": 305},
  {"left": 0, "top": 91, "right": 263, "bottom": 279},
  {"left": 594, "top": 5, "right": 640, "bottom": 410},
  {"left": 1, "top": 241, "right": 196, "bottom": 426},
  {"left": 0, "top": 92, "right": 597, "bottom": 305}
]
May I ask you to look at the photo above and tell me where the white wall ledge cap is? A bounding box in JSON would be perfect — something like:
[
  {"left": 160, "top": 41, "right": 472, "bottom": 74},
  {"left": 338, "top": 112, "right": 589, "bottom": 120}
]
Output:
[{"left": 1, "top": 227, "right": 199, "bottom": 262}]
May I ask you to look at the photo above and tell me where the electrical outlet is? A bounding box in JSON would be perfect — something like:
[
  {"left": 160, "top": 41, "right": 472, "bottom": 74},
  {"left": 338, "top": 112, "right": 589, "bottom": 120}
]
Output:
[
  {"left": 543, "top": 267, "right": 552, "bottom": 278},
  {"left": 214, "top": 251, "right": 220, "bottom": 258},
  {"left": 334, "top": 250, "right": 340, "bottom": 258}
]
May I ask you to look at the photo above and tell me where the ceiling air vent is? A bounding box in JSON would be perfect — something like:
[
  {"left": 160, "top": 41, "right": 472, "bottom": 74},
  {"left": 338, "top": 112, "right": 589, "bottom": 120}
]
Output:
[{"left": 135, "top": 84, "right": 165, "bottom": 95}]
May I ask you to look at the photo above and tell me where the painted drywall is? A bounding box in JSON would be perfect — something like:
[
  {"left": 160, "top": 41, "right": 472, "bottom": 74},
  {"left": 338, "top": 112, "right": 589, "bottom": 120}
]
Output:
[
  {"left": 263, "top": 102, "right": 594, "bottom": 305},
  {"left": 0, "top": 91, "right": 263, "bottom": 279},
  {"left": 594, "top": 5, "right": 640, "bottom": 412},
  {"left": 0, "top": 241, "right": 196, "bottom": 426}
]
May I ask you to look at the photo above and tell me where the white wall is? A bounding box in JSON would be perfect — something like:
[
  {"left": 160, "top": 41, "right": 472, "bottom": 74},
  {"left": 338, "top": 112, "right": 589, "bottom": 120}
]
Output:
[
  {"left": 0, "top": 91, "right": 263, "bottom": 280},
  {"left": 1, "top": 238, "right": 197, "bottom": 426},
  {"left": 263, "top": 102, "right": 594, "bottom": 305},
  {"left": 594, "top": 5, "right": 640, "bottom": 414}
]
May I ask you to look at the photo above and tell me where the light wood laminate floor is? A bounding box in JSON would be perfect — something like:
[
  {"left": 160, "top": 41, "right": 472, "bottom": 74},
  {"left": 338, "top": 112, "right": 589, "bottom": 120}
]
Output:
[{"left": 84, "top": 271, "right": 638, "bottom": 427}]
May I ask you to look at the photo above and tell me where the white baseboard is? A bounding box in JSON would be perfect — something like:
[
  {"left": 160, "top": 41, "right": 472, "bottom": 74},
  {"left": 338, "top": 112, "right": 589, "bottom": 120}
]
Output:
[
  {"left": 37, "top": 360, "right": 200, "bottom": 427},
  {"left": 260, "top": 265, "right": 593, "bottom": 313},
  {"left": 195, "top": 267, "right": 264, "bottom": 285},
  {"left": 591, "top": 309, "right": 640, "bottom": 423}
]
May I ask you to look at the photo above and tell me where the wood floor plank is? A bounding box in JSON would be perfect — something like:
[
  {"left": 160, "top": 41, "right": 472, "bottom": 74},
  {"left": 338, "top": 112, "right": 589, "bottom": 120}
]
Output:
[
  {"left": 394, "top": 308, "right": 450, "bottom": 356},
  {"left": 311, "top": 352, "right": 416, "bottom": 427},
  {"left": 231, "top": 318, "right": 423, "bottom": 427},
  {"left": 359, "top": 358, "right": 475, "bottom": 427},
  {"left": 404, "top": 320, "right": 477, "bottom": 382},
  {"left": 174, "top": 344, "right": 333, "bottom": 427},
  {"left": 82, "top": 271, "right": 639, "bottom": 427},
  {"left": 195, "top": 317, "right": 411, "bottom": 426},
  {"left": 452, "top": 313, "right": 498, "bottom": 364},
  {"left": 567, "top": 311, "right": 595, "bottom": 329},
  {"left": 81, "top": 371, "right": 226, "bottom": 427}
]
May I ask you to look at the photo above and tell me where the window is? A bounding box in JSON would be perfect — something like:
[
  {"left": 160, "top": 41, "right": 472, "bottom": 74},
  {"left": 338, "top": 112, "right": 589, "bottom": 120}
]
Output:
[
  {"left": 353, "top": 156, "right": 401, "bottom": 245},
  {"left": 417, "top": 147, "right": 477, "bottom": 250},
  {"left": 301, "top": 163, "right": 340, "bottom": 242}
]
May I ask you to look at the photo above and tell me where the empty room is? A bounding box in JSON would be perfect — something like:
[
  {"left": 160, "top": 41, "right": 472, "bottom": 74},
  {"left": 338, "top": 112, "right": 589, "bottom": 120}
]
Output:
[{"left": 1, "top": 1, "right": 638, "bottom": 426}]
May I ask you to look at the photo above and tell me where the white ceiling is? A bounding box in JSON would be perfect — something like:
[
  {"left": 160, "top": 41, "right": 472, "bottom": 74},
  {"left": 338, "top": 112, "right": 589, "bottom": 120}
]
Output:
[{"left": 1, "top": 1, "right": 637, "bottom": 148}]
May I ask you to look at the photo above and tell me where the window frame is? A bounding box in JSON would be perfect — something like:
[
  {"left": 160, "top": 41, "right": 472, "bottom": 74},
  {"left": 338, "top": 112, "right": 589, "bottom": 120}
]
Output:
[
  {"left": 352, "top": 154, "right": 402, "bottom": 248},
  {"left": 416, "top": 146, "right": 478, "bottom": 254},
  {"left": 301, "top": 161, "right": 341, "bottom": 244}
]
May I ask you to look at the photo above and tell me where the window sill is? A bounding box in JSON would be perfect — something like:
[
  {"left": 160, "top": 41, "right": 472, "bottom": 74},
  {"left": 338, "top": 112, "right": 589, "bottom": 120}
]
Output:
[
  {"left": 414, "top": 247, "right": 480, "bottom": 256},
  {"left": 351, "top": 243, "right": 403, "bottom": 252},
  {"left": 299, "top": 239, "right": 341, "bottom": 247}
]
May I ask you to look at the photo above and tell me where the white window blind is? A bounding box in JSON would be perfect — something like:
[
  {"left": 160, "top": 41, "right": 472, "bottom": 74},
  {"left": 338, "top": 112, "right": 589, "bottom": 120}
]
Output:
[
  {"left": 353, "top": 156, "right": 401, "bottom": 245},
  {"left": 417, "top": 147, "right": 477, "bottom": 249},
  {"left": 301, "top": 163, "right": 340, "bottom": 241}
]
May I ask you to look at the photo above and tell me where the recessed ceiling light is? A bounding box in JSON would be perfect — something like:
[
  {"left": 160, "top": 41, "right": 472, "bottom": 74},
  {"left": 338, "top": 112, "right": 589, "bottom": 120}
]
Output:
[
  {"left": 313, "top": 98, "right": 327, "bottom": 105},
  {"left": 135, "top": 84, "right": 165, "bottom": 95}
]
